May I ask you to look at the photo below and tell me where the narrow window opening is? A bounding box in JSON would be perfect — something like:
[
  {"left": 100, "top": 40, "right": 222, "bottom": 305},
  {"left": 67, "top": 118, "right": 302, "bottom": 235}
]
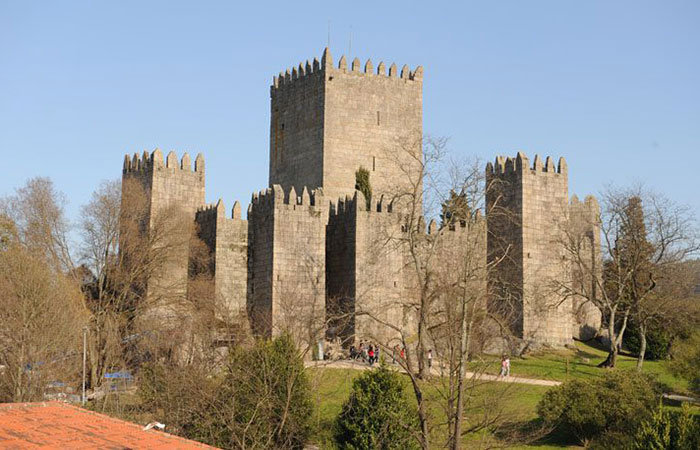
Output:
[
  {"left": 376, "top": 111, "right": 381, "bottom": 125},
  {"left": 372, "top": 156, "right": 376, "bottom": 172}
]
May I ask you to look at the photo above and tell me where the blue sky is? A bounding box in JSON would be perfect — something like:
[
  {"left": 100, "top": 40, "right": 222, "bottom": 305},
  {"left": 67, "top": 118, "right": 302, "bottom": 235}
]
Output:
[{"left": 1, "top": 0, "right": 698, "bottom": 222}]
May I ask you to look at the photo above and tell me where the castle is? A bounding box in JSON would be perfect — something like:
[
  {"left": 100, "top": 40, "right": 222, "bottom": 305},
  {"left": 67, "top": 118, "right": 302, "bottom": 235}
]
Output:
[{"left": 120, "top": 48, "right": 601, "bottom": 352}]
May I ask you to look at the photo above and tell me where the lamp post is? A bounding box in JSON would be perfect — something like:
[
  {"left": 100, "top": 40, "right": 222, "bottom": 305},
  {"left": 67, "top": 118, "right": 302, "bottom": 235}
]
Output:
[{"left": 82, "top": 326, "right": 87, "bottom": 405}]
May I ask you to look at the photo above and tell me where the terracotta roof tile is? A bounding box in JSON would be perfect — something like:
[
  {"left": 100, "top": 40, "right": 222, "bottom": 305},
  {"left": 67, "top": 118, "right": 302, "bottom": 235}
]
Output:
[{"left": 0, "top": 402, "right": 217, "bottom": 449}]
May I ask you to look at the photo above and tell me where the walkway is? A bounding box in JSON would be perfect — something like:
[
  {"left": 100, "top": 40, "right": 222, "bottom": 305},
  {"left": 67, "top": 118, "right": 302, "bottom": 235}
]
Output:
[{"left": 305, "top": 359, "right": 561, "bottom": 387}]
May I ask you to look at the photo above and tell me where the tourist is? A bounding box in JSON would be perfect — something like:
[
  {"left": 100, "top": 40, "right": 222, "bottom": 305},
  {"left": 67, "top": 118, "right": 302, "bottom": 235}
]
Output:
[
  {"left": 427, "top": 349, "right": 433, "bottom": 370},
  {"left": 500, "top": 355, "right": 509, "bottom": 377},
  {"left": 374, "top": 345, "right": 380, "bottom": 364},
  {"left": 392, "top": 345, "right": 398, "bottom": 364},
  {"left": 368, "top": 345, "right": 375, "bottom": 366}
]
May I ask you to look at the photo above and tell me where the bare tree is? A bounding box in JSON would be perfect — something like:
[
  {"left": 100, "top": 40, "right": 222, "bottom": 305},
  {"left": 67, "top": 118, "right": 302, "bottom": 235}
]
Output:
[
  {"left": 349, "top": 136, "right": 516, "bottom": 449},
  {"left": 555, "top": 186, "right": 700, "bottom": 368},
  {"left": 78, "top": 178, "right": 223, "bottom": 387},
  {"left": 0, "top": 232, "right": 88, "bottom": 402},
  {"left": 1, "top": 177, "right": 75, "bottom": 272}
]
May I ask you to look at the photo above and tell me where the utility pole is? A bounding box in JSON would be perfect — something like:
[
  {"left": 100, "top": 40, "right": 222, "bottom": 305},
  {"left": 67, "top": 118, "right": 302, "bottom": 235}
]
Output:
[{"left": 82, "top": 326, "right": 87, "bottom": 405}]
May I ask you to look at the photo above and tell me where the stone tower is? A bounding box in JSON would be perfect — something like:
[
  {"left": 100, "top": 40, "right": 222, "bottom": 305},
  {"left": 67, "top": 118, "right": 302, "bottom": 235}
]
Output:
[
  {"left": 121, "top": 149, "right": 206, "bottom": 301},
  {"left": 247, "top": 185, "right": 327, "bottom": 347},
  {"left": 269, "top": 48, "right": 423, "bottom": 204},
  {"left": 195, "top": 199, "right": 249, "bottom": 318},
  {"left": 485, "top": 153, "right": 573, "bottom": 347}
]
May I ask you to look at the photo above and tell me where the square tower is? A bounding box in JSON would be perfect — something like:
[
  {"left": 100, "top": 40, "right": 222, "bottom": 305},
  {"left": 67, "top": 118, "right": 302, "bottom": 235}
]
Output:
[
  {"left": 485, "top": 153, "right": 572, "bottom": 347},
  {"left": 121, "top": 149, "right": 206, "bottom": 302},
  {"left": 269, "top": 48, "right": 423, "bottom": 204}
]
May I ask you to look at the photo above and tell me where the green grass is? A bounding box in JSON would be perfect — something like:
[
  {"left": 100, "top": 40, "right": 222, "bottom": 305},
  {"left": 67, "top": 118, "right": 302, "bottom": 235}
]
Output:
[
  {"left": 306, "top": 341, "right": 694, "bottom": 449},
  {"left": 475, "top": 340, "right": 689, "bottom": 394},
  {"left": 89, "top": 341, "right": 694, "bottom": 449},
  {"left": 307, "top": 366, "right": 578, "bottom": 449}
]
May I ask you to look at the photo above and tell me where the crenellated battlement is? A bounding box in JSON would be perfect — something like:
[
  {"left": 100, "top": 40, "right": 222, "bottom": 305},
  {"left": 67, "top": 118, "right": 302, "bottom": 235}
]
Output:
[
  {"left": 485, "top": 152, "right": 567, "bottom": 176},
  {"left": 271, "top": 47, "right": 423, "bottom": 92},
  {"left": 123, "top": 148, "right": 205, "bottom": 175},
  {"left": 196, "top": 198, "right": 244, "bottom": 222},
  {"left": 250, "top": 184, "right": 324, "bottom": 210},
  {"left": 329, "top": 191, "right": 396, "bottom": 217}
]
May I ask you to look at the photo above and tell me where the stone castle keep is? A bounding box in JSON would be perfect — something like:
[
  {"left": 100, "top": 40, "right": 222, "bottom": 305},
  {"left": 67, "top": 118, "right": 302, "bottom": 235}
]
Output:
[{"left": 121, "top": 48, "right": 601, "bottom": 350}]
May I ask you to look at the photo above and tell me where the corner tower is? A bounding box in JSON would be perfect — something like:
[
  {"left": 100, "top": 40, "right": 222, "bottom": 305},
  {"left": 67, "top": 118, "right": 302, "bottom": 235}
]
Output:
[
  {"left": 269, "top": 48, "right": 423, "bottom": 203},
  {"left": 121, "top": 149, "right": 206, "bottom": 301},
  {"left": 485, "top": 153, "right": 572, "bottom": 347}
]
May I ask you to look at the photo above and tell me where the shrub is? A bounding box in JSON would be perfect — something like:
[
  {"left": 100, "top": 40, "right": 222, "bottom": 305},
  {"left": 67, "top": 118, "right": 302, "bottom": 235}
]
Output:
[
  {"left": 139, "top": 334, "right": 313, "bottom": 449},
  {"left": 669, "top": 332, "right": 700, "bottom": 396},
  {"left": 632, "top": 403, "right": 700, "bottom": 450},
  {"left": 224, "top": 333, "right": 313, "bottom": 449},
  {"left": 354, "top": 167, "right": 372, "bottom": 210},
  {"left": 625, "top": 320, "right": 672, "bottom": 361},
  {"left": 537, "top": 370, "right": 659, "bottom": 445},
  {"left": 335, "top": 364, "right": 419, "bottom": 450}
]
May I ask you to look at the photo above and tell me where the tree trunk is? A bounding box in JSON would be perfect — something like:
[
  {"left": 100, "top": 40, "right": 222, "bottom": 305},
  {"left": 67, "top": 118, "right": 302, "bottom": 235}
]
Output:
[
  {"left": 409, "top": 378, "right": 430, "bottom": 450},
  {"left": 599, "top": 308, "right": 628, "bottom": 368},
  {"left": 598, "top": 308, "right": 618, "bottom": 368},
  {"left": 417, "top": 287, "right": 429, "bottom": 380},
  {"left": 636, "top": 323, "right": 647, "bottom": 371}
]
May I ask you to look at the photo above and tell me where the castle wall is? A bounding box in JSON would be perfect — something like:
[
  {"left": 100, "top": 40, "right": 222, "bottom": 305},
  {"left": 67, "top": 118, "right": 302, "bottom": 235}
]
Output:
[
  {"left": 322, "top": 54, "right": 423, "bottom": 203},
  {"left": 195, "top": 199, "right": 249, "bottom": 320},
  {"left": 269, "top": 49, "right": 423, "bottom": 206},
  {"left": 568, "top": 195, "right": 603, "bottom": 339},
  {"left": 486, "top": 153, "right": 573, "bottom": 347},
  {"left": 327, "top": 192, "right": 407, "bottom": 347},
  {"left": 248, "top": 185, "right": 327, "bottom": 350},
  {"left": 269, "top": 61, "right": 325, "bottom": 194},
  {"left": 122, "top": 150, "right": 205, "bottom": 303}
]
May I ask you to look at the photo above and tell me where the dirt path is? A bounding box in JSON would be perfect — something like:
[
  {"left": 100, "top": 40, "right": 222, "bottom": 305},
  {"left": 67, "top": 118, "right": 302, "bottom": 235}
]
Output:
[{"left": 305, "top": 359, "right": 561, "bottom": 387}]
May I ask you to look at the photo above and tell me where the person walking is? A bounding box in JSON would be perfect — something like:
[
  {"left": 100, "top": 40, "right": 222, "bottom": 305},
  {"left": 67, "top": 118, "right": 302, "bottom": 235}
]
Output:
[
  {"left": 505, "top": 356, "right": 511, "bottom": 377},
  {"left": 499, "top": 355, "right": 509, "bottom": 377},
  {"left": 427, "top": 349, "right": 433, "bottom": 372}
]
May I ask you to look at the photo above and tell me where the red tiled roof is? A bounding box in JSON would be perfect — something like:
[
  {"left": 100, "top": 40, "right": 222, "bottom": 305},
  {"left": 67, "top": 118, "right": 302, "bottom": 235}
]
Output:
[{"left": 0, "top": 401, "right": 217, "bottom": 449}]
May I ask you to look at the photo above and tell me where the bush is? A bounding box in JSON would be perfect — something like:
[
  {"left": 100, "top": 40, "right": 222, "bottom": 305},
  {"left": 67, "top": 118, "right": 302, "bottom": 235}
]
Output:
[
  {"left": 669, "top": 332, "right": 700, "bottom": 396},
  {"left": 139, "top": 334, "right": 313, "bottom": 449},
  {"left": 335, "top": 364, "right": 419, "bottom": 450},
  {"left": 632, "top": 403, "right": 700, "bottom": 450},
  {"left": 625, "top": 320, "right": 672, "bottom": 361},
  {"left": 537, "top": 370, "right": 660, "bottom": 445},
  {"left": 224, "top": 333, "right": 313, "bottom": 449},
  {"left": 354, "top": 167, "right": 372, "bottom": 210}
]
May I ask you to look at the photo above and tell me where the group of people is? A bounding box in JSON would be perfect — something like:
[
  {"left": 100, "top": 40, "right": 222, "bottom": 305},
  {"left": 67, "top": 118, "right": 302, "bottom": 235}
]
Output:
[{"left": 349, "top": 341, "right": 381, "bottom": 365}]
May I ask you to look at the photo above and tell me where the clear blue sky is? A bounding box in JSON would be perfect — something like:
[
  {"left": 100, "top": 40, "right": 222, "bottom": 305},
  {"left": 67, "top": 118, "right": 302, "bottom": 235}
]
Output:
[{"left": 1, "top": 0, "right": 698, "bottom": 222}]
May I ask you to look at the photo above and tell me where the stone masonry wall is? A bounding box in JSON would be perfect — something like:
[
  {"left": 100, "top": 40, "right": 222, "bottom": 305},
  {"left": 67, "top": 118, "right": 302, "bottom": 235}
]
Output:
[
  {"left": 122, "top": 149, "right": 205, "bottom": 303},
  {"left": 486, "top": 153, "right": 572, "bottom": 347},
  {"left": 568, "top": 195, "right": 603, "bottom": 339},
  {"left": 195, "top": 199, "right": 249, "bottom": 319},
  {"left": 248, "top": 184, "right": 327, "bottom": 350},
  {"left": 327, "top": 191, "right": 406, "bottom": 347}
]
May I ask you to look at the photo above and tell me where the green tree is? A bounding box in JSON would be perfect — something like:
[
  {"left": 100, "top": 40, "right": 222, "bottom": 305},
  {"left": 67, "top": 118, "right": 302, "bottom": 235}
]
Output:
[
  {"left": 624, "top": 319, "right": 672, "bottom": 361},
  {"left": 355, "top": 167, "right": 372, "bottom": 210},
  {"left": 632, "top": 403, "right": 699, "bottom": 450},
  {"left": 335, "top": 364, "right": 419, "bottom": 450},
  {"left": 537, "top": 370, "right": 659, "bottom": 445},
  {"left": 669, "top": 331, "right": 700, "bottom": 395},
  {"left": 139, "top": 333, "right": 313, "bottom": 449}
]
